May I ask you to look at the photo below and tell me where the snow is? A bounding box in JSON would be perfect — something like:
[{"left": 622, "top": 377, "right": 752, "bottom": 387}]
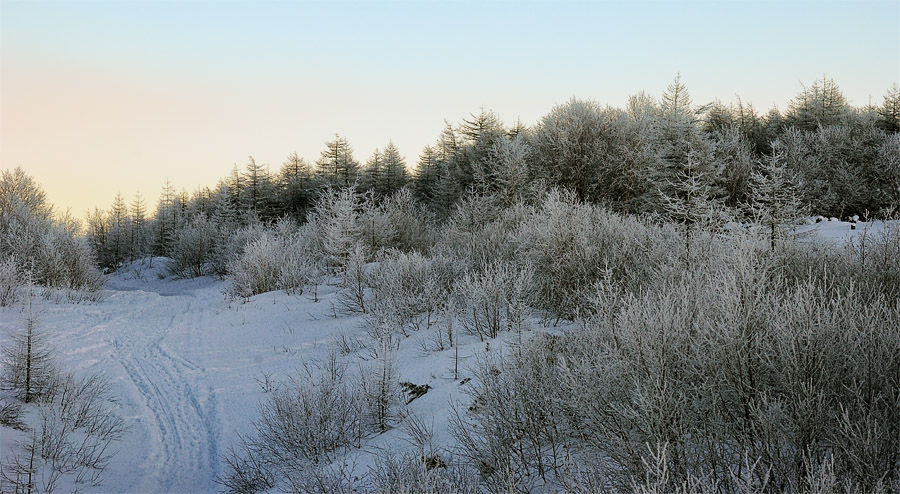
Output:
[
  {"left": 1, "top": 257, "right": 531, "bottom": 492},
  {"left": 794, "top": 218, "right": 896, "bottom": 245},
  {"left": 2, "top": 219, "right": 895, "bottom": 492}
]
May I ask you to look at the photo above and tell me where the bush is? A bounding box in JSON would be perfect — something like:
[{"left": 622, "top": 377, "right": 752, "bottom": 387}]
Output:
[
  {"left": 451, "top": 260, "right": 533, "bottom": 341},
  {"left": 459, "top": 231, "right": 900, "bottom": 491},
  {"left": 219, "top": 359, "right": 366, "bottom": 493},
  {"left": 516, "top": 189, "right": 676, "bottom": 319},
  {"left": 366, "top": 251, "right": 461, "bottom": 337},
  {"left": 227, "top": 219, "right": 323, "bottom": 299}
]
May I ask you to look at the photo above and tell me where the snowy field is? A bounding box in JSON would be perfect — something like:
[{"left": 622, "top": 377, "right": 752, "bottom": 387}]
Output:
[
  {"left": 1, "top": 219, "right": 895, "bottom": 493},
  {"left": 1, "top": 258, "right": 539, "bottom": 492}
]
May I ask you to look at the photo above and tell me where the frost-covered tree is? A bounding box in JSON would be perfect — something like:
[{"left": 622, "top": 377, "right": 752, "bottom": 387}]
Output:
[
  {"left": 242, "top": 156, "right": 276, "bottom": 219},
  {"left": 879, "top": 82, "right": 900, "bottom": 133},
  {"left": 129, "top": 191, "right": 148, "bottom": 262},
  {"left": 311, "top": 187, "right": 362, "bottom": 272},
  {"left": 277, "top": 152, "right": 315, "bottom": 220},
  {"left": 380, "top": 141, "right": 408, "bottom": 198},
  {"left": 748, "top": 151, "right": 807, "bottom": 250},
  {"left": 412, "top": 145, "right": 442, "bottom": 205},
  {"left": 531, "top": 98, "right": 608, "bottom": 200},
  {"left": 359, "top": 148, "right": 384, "bottom": 198},
  {"left": 659, "top": 150, "right": 724, "bottom": 256},
  {"left": 710, "top": 127, "right": 754, "bottom": 207},
  {"left": 473, "top": 134, "right": 532, "bottom": 205},
  {"left": 1, "top": 286, "right": 55, "bottom": 403},
  {"left": 105, "top": 193, "right": 129, "bottom": 269},
  {"left": 316, "top": 134, "right": 360, "bottom": 189},
  {"left": 0, "top": 168, "right": 102, "bottom": 293},
  {"left": 786, "top": 76, "right": 850, "bottom": 131}
]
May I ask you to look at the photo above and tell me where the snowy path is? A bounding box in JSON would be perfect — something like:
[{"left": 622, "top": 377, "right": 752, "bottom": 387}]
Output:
[
  {"left": 41, "top": 275, "right": 225, "bottom": 493},
  {"left": 107, "top": 291, "right": 219, "bottom": 492},
  {"left": 13, "top": 261, "right": 359, "bottom": 493}
]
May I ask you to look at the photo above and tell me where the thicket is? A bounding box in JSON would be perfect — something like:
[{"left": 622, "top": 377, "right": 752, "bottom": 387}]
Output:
[
  {"left": 0, "top": 168, "right": 103, "bottom": 304},
  {"left": 76, "top": 76, "right": 898, "bottom": 276}
]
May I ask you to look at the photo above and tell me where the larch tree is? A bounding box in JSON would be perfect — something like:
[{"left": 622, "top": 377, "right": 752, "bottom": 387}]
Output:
[
  {"left": 107, "top": 193, "right": 129, "bottom": 269},
  {"left": 531, "top": 98, "right": 608, "bottom": 200},
  {"left": 786, "top": 76, "right": 850, "bottom": 131},
  {"left": 360, "top": 148, "right": 384, "bottom": 198},
  {"left": 130, "top": 191, "right": 147, "bottom": 263},
  {"left": 242, "top": 156, "right": 275, "bottom": 219},
  {"left": 748, "top": 151, "right": 807, "bottom": 251},
  {"left": 316, "top": 134, "right": 360, "bottom": 190},
  {"left": 278, "top": 152, "right": 314, "bottom": 220},
  {"left": 412, "top": 145, "right": 442, "bottom": 205},
  {"left": 1, "top": 285, "right": 55, "bottom": 403},
  {"left": 879, "top": 82, "right": 900, "bottom": 133},
  {"left": 380, "top": 141, "right": 408, "bottom": 199}
]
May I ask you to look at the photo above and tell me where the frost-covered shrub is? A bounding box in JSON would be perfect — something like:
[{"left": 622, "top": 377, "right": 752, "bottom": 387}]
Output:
[
  {"left": 335, "top": 243, "right": 369, "bottom": 314},
  {"left": 166, "top": 214, "right": 221, "bottom": 278},
  {"left": 367, "top": 451, "right": 480, "bottom": 494},
  {"left": 460, "top": 233, "right": 899, "bottom": 491},
  {"left": 229, "top": 231, "right": 284, "bottom": 297},
  {"left": 775, "top": 222, "right": 900, "bottom": 304},
  {"left": 451, "top": 334, "right": 569, "bottom": 491},
  {"left": 434, "top": 194, "right": 528, "bottom": 272},
  {"left": 227, "top": 219, "right": 323, "bottom": 299},
  {"left": 452, "top": 261, "right": 533, "bottom": 341},
  {"left": 358, "top": 188, "right": 434, "bottom": 255},
  {"left": 366, "top": 251, "right": 461, "bottom": 337},
  {"left": 220, "top": 359, "right": 369, "bottom": 493},
  {"left": 356, "top": 348, "right": 403, "bottom": 434},
  {"left": 516, "top": 189, "right": 675, "bottom": 319}
]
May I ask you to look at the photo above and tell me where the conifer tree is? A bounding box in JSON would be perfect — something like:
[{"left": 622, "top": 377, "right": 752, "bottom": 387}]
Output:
[
  {"left": 278, "top": 152, "right": 314, "bottom": 219},
  {"left": 748, "top": 151, "right": 807, "bottom": 251},
  {"left": 380, "top": 142, "right": 408, "bottom": 199},
  {"left": 130, "top": 191, "right": 147, "bottom": 262},
  {"left": 316, "top": 134, "right": 359, "bottom": 189},
  {"left": 879, "top": 83, "right": 900, "bottom": 133},
  {"left": 412, "top": 145, "right": 442, "bottom": 205}
]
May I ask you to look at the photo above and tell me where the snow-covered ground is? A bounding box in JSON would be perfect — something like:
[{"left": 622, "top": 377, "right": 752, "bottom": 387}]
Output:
[
  {"left": 1, "top": 258, "right": 532, "bottom": 493},
  {"left": 794, "top": 217, "right": 896, "bottom": 245},
  {"left": 2, "top": 219, "right": 895, "bottom": 492}
]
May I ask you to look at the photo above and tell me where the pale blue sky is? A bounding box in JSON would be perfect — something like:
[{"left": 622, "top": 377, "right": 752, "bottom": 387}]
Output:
[{"left": 2, "top": 0, "right": 898, "bottom": 215}]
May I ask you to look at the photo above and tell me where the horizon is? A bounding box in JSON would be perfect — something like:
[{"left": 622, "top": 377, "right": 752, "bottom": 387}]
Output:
[{"left": 2, "top": 0, "right": 898, "bottom": 217}]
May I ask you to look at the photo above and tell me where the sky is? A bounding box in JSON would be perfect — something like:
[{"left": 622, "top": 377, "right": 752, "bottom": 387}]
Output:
[{"left": 1, "top": 0, "right": 898, "bottom": 217}]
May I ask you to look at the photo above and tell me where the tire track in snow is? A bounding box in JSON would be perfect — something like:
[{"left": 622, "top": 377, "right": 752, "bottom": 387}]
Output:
[{"left": 111, "top": 291, "right": 220, "bottom": 493}]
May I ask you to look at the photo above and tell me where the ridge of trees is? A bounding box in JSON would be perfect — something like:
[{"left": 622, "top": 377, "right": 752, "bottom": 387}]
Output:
[{"left": 39, "top": 76, "right": 900, "bottom": 272}]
